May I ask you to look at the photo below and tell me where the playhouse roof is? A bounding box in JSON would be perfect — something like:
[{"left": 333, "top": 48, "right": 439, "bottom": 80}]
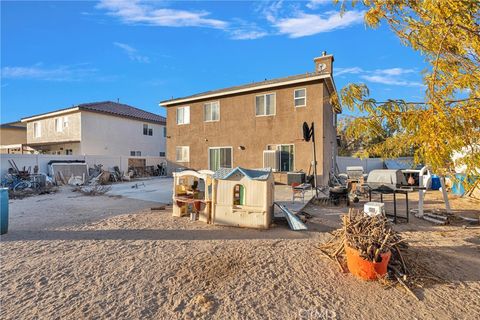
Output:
[{"left": 213, "top": 167, "right": 272, "bottom": 181}]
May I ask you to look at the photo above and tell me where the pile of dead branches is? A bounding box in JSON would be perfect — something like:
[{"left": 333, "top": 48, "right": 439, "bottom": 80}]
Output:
[
  {"left": 72, "top": 185, "right": 111, "bottom": 196},
  {"left": 318, "top": 209, "right": 442, "bottom": 300}
]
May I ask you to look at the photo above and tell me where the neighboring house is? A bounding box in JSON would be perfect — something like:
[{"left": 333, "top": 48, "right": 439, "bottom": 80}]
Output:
[
  {"left": 21, "top": 101, "right": 166, "bottom": 156},
  {"left": 0, "top": 121, "right": 31, "bottom": 154},
  {"left": 161, "top": 52, "right": 341, "bottom": 184}
]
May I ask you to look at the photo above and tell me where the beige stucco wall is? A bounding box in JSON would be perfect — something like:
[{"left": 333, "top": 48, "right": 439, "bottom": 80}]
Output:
[
  {"left": 26, "top": 111, "right": 81, "bottom": 144},
  {"left": 166, "top": 79, "right": 336, "bottom": 184},
  {"left": 80, "top": 111, "right": 166, "bottom": 156},
  {"left": 0, "top": 127, "right": 27, "bottom": 146}
]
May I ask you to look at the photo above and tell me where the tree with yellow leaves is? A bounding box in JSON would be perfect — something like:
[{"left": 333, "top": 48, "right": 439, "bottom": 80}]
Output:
[{"left": 334, "top": 0, "right": 480, "bottom": 178}]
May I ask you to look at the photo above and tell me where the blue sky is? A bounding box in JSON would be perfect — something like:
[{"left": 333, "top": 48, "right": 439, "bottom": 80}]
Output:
[{"left": 1, "top": 0, "right": 427, "bottom": 123}]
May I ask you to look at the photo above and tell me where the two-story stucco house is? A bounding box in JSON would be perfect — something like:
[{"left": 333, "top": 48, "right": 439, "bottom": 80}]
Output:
[
  {"left": 0, "top": 121, "right": 29, "bottom": 154},
  {"left": 160, "top": 53, "right": 341, "bottom": 184},
  {"left": 21, "top": 101, "right": 166, "bottom": 156}
]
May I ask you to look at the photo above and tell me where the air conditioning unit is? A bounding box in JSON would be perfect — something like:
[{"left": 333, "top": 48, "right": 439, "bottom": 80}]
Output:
[{"left": 263, "top": 150, "right": 280, "bottom": 172}]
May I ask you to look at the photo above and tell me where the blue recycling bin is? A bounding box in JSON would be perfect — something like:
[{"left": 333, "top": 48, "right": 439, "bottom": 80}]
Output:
[
  {"left": 1, "top": 188, "right": 8, "bottom": 235},
  {"left": 430, "top": 175, "right": 441, "bottom": 190}
]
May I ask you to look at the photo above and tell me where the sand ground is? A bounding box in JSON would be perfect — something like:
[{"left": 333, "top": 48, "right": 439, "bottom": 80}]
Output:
[{"left": 1, "top": 187, "right": 479, "bottom": 319}]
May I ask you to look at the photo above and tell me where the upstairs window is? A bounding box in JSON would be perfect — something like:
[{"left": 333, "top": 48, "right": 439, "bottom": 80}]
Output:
[
  {"left": 204, "top": 101, "right": 220, "bottom": 122},
  {"left": 176, "top": 106, "right": 190, "bottom": 125},
  {"left": 163, "top": 127, "right": 167, "bottom": 137},
  {"left": 55, "top": 118, "right": 63, "bottom": 132},
  {"left": 63, "top": 116, "right": 69, "bottom": 128},
  {"left": 143, "top": 124, "right": 153, "bottom": 136},
  {"left": 294, "top": 88, "right": 306, "bottom": 107},
  {"left": 176, "top": 146, "right": 190, "bottom": 162},
  {"left": 33, "top": 122, "right": 41, "bottom": 138},
  {"left": 255, "top": 93, "right": 276, "bottom": 116}
]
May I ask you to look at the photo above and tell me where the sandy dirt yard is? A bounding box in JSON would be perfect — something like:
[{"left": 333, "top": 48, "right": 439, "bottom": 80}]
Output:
[{"left": 1, "top": 187, "right": 479, "bottom": 319}]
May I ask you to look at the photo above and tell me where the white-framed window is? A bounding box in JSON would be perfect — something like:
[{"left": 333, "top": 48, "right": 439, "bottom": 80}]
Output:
[
  {"left": 33, "top": 122, "right": 41, "bottom": 138},
  {"left": 159, "top": 151, "right": 165, "bottom": 157},
  {"left": 176, "top": 106, "right": 190, "bottom": 125},
  {"left": 294, "top": 88, "right": 306, "bottom": 107},
  {"left": 204, "top": 101, "right": 220, "bottom": 122},
  {"left": 55, "top": 118, "right": 63, "bottom": 132},
  {"left": 266, "top": 144, "right": 295, "bottom": 172},
  {"left": 63, "top": 116, "right": 69, "bottom": 128},
  {"left": 255, "top": 93, "right": 276, "bottom": 116},
  {"left": 176, "top": 146, "right": 190, "bottom": 162},
  {"left": 209, "top": 147, "right": 233, "bottom": 171},
  {"left": 143, "top": 124, "right": 153, "bottom": 136}
]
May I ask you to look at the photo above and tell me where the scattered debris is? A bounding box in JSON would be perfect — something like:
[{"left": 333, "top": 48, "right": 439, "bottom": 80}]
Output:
[
  {"left": 73, "top": 185, "right": 112, "bottom": 196},
  {"left": 151, "top": 206, "right": 166, "bottom": 211},
  {"left": 131, "top": 182, "right": 146, "bottom": 189}
]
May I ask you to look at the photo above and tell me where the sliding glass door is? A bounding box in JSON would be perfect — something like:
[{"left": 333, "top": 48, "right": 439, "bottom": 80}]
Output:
[{"left": 209, "top": 147, "right": 233, "bottom": 171}]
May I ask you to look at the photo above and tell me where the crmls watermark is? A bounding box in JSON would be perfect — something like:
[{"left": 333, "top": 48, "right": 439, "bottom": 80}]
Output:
[{"left": 298, "top": 307, "right": 337, "bottom": 320}]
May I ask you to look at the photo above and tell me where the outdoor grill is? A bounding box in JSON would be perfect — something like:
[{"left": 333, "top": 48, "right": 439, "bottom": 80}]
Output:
[{"left": 363, "top": 169, "right": 414, "bottom": 223}]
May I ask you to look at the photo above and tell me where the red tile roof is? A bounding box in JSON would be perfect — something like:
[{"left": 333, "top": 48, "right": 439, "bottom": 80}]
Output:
[{"left": 22, "top": 101, "right": 166, "bottom": 125}]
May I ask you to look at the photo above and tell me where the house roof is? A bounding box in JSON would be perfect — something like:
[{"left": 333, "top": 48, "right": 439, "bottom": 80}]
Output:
[
  {"left": 213, "top": 167, "right": 272, "bottom": 181},
  {"left": 21, "top": 101, "right": 166, "bottom": 124},
  {"left": 0, "top": 121, "right": 26, "bottom": 130},
  {"left": 160, "top": 71, "right": 338, "bottom": 109}
]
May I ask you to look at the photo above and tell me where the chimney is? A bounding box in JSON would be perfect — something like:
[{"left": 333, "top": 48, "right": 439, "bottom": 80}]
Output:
[{"left": 314, "top": 51, "right": 334, "bottom": 75}]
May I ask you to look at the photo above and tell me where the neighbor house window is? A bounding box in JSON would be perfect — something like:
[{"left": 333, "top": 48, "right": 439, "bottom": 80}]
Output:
[
  {"left": 209, "top": 147, "right": 232, "bottom": 171},
  {"left": 55, "top": 118, "right": 63, "bottom": 132},
  {"left": 159, "top": 152, "right": 165, "bottom": 157},
  {"left": 63, "top": 116, "right": 69, "bottom": 128},
  {"left": 176, "top": 106, "right": 190, "bottom": 125},
  {"left": 33, "top": 122, "right": 41, "bottom": 138},
  {"left": 143, "top": 124, "right": 153, "bottom": 136},
  {"left": 204, "top": 101, "right": 220, "bottom": 122},
  {"left": 294, "top": 88, "right": 306, "bottom": 107},
  {"left": 163, "top": 127, "right": 167, "bottom": 137},
  {"left": 176, "top": 146, "right": 190, "bottom": 162},
  {"left": 130, "top": 151, "right": 141, "bottom": 156},
  {"left": 255, "top": 93, "right": 276, "bottom": 116},
  {"left": 136, "top": 151, "right": 141, "bottom": 156},
  {"left": 267, "top": 144, "right": 294, "bottom": 172},
  {"left": 65, "top": 149, "right": 73, "bottom": 155},
  {"left": 233, "top": 184, "right": 245, "bottom": 205}
]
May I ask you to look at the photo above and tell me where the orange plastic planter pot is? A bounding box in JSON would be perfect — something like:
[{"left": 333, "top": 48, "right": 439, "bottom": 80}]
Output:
[{"left": 345, "top": 245, "right": 391, "bottom": 280}]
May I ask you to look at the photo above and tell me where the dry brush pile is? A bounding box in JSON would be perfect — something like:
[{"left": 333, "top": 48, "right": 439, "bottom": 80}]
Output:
[{"left": 318, "top": 209, "right": 442, "bottom": 300}]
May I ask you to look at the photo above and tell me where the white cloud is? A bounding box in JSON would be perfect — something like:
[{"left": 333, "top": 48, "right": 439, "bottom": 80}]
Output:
[
  {"left": 374, "top": 68, "right": 415, "bottom": 76},
  {"left": 306, "top": 0, "right": 330, "bottom": 10},
  {"left": 334, "top": 66, "right": 423, "bottom": 87},
  {"left": 1, "top": 64, "right": 97, "bottom": 81},
  {"left": 97, "top": 0, "right": 227, "bottom": 29},
  {"left": 335, "top": 67, "right": 364, "bottom": 76},
  {"left": 229, "top": 29, "right": 268, "bottom": 40},
  {"left": 361, "top": 74, "right": 423, "bottom": 87},
  {"left": 113, "top": 42, "right": 150, "bottom": 63},
  {"left": 273, "top": 10, "right": 365, "bottom": 38}
]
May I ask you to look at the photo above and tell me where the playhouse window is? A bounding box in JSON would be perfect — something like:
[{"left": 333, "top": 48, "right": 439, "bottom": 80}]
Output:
[{"left": 233, "top": 184, "right": 245, "bottom": 205}]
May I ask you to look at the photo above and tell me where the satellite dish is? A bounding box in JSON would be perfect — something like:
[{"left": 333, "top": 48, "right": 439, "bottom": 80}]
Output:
[{"left": 317, "top": 63, "right": 327, "bottom": 72}]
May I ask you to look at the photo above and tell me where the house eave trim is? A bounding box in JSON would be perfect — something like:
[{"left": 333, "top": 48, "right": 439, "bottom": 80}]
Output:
[{"left": 160, "top": 74, "right": 333, "bottom": 106}]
